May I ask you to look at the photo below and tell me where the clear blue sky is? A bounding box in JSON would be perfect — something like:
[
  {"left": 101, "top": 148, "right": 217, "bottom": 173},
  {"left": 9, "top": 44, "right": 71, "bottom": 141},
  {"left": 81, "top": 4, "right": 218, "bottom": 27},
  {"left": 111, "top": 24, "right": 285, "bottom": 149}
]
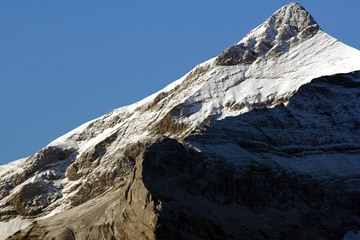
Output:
[{"left": 1, "top": 0, "right": 359, "bottom": 164}]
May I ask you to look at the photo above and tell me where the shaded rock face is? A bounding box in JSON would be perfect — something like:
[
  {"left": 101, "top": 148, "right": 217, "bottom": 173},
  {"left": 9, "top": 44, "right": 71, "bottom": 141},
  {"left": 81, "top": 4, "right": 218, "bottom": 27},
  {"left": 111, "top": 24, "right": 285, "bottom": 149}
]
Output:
[
  {"left": 2, "top": 3, "right": 360, "bottom": 239},
  {"left": 7, "top": 143, "right": 360, "bottom": 240},
  {"left": 141, "top": 139, "right": 360, "bottom": 240},
  {"left": 16, "top": 134, "right": 360, "bottom": 239},
  {"left": 215, "top": 3, "right": 319, "bottom": 65},
  {"left": 99, "top": 71, "right": 360, "bottom": 240},
  {"left": 4, "top": 3, "right": 360, "bottom": 237},
  {"left": 187, "top": 71, "right": 360, "bottom": 176},
  {"left": 10, "top": 71, "right": 360, "bottom": 240}
]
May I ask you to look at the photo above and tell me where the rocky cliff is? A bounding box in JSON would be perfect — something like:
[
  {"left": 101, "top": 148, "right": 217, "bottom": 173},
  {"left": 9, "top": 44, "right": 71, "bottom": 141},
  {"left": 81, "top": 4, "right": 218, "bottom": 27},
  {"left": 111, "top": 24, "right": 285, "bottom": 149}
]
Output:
[
  {"left": 1, "top": 3, "right": 360, "bottom": 240},
  {"left": 6, "top": 71, "right": 360, "bottom": 240}
]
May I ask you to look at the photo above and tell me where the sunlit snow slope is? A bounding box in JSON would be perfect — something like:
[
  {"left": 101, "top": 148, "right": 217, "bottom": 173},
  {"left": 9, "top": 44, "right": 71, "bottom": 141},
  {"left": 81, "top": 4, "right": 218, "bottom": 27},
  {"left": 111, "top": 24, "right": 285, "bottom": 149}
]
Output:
[{"left": 1, "top": 3, "right": 360, "bottom": 239}]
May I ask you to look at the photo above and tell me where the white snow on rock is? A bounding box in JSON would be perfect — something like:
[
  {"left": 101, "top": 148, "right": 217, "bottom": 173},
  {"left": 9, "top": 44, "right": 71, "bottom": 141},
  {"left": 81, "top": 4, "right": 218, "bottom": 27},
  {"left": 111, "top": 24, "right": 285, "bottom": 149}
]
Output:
[
  {"left": 184, "top": 30, "right": 360, "bottom": 124},
  {"left": 1, "top": 2, "right": 360, "bottom": 237},
  {"left": 0, "top": 217, "right": 32, "bottom": 240},
  {"left": 44, "top": 3, "right": 360, "bottom": 156},
  {"left": 0, "top": 157, "right": 27, "bottom": 179},
  {"left": 44, "top": 31, "right": 360, "bottom": 165},
  {"left": 344, "top": 231, "right": 360, "bottom": 240}
]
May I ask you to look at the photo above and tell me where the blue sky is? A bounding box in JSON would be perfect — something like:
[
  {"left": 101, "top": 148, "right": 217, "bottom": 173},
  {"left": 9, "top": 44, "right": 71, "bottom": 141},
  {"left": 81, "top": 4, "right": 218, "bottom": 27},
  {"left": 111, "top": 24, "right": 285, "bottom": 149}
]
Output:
[{"left": 1, "top": 0, "right": 359, "bottom": 164}]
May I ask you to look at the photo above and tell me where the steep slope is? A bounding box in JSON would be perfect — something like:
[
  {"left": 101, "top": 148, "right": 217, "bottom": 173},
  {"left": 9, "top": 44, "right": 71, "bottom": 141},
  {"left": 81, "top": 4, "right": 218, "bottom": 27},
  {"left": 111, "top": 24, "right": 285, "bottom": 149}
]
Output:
[
  {"left": 7, "top": 72, "right": 360, "bottom": 239},
  {"left": 1, "top": 2, "right": 360, "bottom": 239},
  {"left": 187, "top": 71, "right": 360, "bottom": 178}
]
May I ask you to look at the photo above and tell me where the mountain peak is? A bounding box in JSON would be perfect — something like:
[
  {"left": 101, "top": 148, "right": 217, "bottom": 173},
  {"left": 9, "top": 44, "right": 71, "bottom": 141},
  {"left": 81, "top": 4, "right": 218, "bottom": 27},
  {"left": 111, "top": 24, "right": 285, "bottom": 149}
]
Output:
[
  {"left": 215, "top": 3, "right": 319, "bottom": 65},
  {"left": 271, "top": 2, "right": 318, "bottom": 31},
  {"left": 2, "top": 2, "right": 360, "bottom": 238}
]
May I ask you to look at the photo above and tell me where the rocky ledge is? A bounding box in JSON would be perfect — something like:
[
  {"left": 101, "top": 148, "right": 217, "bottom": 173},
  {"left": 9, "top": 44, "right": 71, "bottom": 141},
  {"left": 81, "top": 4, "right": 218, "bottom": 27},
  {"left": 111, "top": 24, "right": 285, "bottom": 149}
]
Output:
[
  {"left": 8, "top": 72, "right": 360, "bottom": 240},
  {"left": 215, "top": 3, "right": 319, "bottom": 65}
]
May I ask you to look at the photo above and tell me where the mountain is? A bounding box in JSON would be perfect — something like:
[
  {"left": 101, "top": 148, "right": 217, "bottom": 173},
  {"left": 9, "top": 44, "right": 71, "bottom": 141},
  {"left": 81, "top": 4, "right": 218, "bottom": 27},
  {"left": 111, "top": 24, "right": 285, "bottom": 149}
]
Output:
[{"left": 1, "top": 3, "right": 360, "bottom": 239}]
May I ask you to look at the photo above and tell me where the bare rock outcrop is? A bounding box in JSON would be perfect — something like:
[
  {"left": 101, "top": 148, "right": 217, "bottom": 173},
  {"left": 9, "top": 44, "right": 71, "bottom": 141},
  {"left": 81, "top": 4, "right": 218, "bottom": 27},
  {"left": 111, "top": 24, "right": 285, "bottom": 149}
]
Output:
[{"left": 215, "top": 3, "right": 319, "bottom": 65}]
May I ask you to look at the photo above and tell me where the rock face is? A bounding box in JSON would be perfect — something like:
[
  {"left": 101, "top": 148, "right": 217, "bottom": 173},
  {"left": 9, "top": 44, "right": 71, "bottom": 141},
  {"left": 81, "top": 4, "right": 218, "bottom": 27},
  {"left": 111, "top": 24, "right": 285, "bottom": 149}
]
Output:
[
  {"left": 215, "top": 3, "right": 319, "bottom": 65},
  {"left": 7, "top": 71, "right": 360, "bottom": 240},
  {"left": 2, "top": 2, "right": 360, "bottom": 240}
]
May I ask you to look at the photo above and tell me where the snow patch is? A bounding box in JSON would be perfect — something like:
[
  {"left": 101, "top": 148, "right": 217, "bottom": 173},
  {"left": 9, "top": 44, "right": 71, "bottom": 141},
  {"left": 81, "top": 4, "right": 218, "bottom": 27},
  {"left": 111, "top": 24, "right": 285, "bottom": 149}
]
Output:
[
  {"left": 0, "top": 157, "right": 27, "bottom": 178},
  {"left": 343, "top": 231, "right": 360, "bottom": 240},
  {"left": 0, "top": 217, "right": 32, "bottom": 239}
]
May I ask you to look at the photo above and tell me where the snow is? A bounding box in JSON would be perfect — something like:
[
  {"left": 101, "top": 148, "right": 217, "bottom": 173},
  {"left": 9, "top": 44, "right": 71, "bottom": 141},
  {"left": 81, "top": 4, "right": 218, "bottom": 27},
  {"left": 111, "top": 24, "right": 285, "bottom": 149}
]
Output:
[
  {"left": 45, "top": 57, "right": 216, "bottom": 154},
  {"left": 0, "top": 157, "right": 27, "bottom": 178},
  {"left": 43, "top": 26, "right": 359, "bottom": 183},
  {"left": 272, "top": 153, "right": 360, "bottom": 178},
  {"left": 344, "top": 231, "right": 360, "bottom": 240},
  {"left": 185, "top": 68, "right": 360, "bottom": 179},
  {"left": 1, "top": 2, "right": 360, "bottom": 235},
  {"left": 0, "top": 217, "right": 32, "bottom": 240},
  {"left": 44, "top": 28, "right": 360, "bottom": 156},
  {"left": 6, "top": 8, "right": 360, "bottom": 218},
  {"left": 181, "top": 30, "right": 360, "bottom": 128},
  {"left": 48, "top": 118, "right": 95, "bottom": 149}
]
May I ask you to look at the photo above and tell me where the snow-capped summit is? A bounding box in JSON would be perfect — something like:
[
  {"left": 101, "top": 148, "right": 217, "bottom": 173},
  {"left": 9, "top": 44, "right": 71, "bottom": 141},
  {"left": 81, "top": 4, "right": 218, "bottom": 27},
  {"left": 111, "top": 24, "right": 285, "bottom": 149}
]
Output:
[
  {"left": 216, "top": 2, "right": 319, "bottom": 65},
  {"left": 267, "top": 2, "right": 317, "bottom": 30},
  {"left": 44, "top": 2, "right": 360, "bottom": 147},
  {"left": 245, "top": 2, "right": 319, "bottom": 41},
  {"left": 2, "top": 3, "right": 360, "bottom": 240}
]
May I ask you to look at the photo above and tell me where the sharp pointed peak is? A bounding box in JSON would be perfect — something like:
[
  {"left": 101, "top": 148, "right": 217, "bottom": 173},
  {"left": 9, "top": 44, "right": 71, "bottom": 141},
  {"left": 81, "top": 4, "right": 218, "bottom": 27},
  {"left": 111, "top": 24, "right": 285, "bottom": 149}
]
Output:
[
  {"left": 281, "top": 2, "right": 308, "bottom": 10},
  {"left": 277, "top": 2, "right": 311, "bottom": 13},
  {"left": 269, "top": 2, "right": 318, "bottom": 28},
  {"left": 282, "top": 2, "right": 311, "bottom": 11},
  {"left": 244, "top": 2, "right": 320, "bottom": 44},
  {"left": 215, "top": 3, "right": 320, "bottom": 66}
]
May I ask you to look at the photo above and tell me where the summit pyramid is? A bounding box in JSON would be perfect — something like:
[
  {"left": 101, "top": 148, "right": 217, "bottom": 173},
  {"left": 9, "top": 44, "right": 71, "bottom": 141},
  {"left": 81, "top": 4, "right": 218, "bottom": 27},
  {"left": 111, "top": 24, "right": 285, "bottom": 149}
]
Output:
[{"left": 1, "top": 3, "right": 360, "bottom": 240}]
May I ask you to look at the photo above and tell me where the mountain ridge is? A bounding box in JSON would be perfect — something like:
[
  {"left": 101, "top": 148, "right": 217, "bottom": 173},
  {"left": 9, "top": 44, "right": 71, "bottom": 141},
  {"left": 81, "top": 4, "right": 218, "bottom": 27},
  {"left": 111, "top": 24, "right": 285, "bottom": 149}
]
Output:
[
  {"left": 1, "top": 3, "right": 360, "bottom": 239},
  {"left": 215, "top": 2, "right": 319, "bottom": 65},
  {"left": 6, "top": 70, "right": 360, "bottom": 239}
]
